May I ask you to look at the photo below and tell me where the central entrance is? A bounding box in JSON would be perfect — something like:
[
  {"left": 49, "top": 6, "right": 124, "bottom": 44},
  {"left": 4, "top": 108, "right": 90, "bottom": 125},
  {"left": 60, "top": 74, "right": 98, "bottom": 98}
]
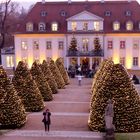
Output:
[{"left": 81, "top": 57, "right": 89, "bottom": 75}]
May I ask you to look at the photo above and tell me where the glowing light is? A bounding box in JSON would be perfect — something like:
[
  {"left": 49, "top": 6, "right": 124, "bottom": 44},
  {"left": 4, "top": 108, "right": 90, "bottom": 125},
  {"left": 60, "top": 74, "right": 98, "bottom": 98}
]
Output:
[
  {"left": 113, "top": 54, "right": 119, "bottom": 64},
  {"left": 28, "top": 57, "right": 33, "bottom": 68},
  {"left": 126, "top": 57, "right": 132, "bottom": 69},
  {"left": 52, "top": 55, "right": 58, "bottom": 61}
]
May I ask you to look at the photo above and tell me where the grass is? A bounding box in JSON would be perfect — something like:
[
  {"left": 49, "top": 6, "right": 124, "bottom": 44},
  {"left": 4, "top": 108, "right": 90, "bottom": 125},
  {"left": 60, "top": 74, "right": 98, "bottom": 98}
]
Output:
[{"left": 115, "top": 133, "right": 140, "bottom": 140}]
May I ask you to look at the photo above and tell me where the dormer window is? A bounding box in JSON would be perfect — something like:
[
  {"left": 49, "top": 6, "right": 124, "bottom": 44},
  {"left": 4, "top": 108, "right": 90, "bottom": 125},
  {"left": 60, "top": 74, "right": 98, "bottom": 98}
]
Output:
[
  {"left": 51, "top": 22, "right": 58, "bottom": 31},
  {"left": 40, "top": 11, "right": 47, "bottom": 16},
  {"left": 26, "top": 22, "right": 33, "bottom": 32},
  {"left": 38, "top": 22, "right": 46, "bottom": 31},
  {"left": 125, "top": 10, "right": 132, "bottom": 16},
  {"left": 113, "top": 21, "right": 120, "bottom": 31},
  {"left": 60, "top": 10, "right": 67, "bottom": 17},
  {"left": 105, "top": 11, "right": 111, "bottom": 16},
  {"left": 94, "top": 21, "right": 100, "bottom": 31},
  {"left": 126, "top": 21, "right": 133, "bottom": 31}
]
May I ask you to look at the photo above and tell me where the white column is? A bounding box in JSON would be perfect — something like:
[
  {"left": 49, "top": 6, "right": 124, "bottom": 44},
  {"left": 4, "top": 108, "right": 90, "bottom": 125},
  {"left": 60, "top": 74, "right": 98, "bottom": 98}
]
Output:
[
  {"left": 90, "top": 57, "right": 92, "bottom": 69},
  {"left": 39, "top": 38, "right": 46, "bottom": 63},
  {"left": 66, "top": 57, "right": 69, "bottom": 69},
  {"left": 78, "top": 57, "right": 80, "bottom": 65},
  {"left": 28, "top": 38, "right": 34, "bottom": 68}
]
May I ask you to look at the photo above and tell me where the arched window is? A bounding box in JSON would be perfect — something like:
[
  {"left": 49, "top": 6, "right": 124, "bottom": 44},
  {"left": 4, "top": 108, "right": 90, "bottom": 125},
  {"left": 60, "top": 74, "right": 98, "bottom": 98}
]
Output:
[
  {"left": 51, "top": 22, "right": 58, "bottom": 31},
  {"left": 38, "top": 22, "right": 46, "bottom": 31},
  {"left": 113, "top": 21, "right": 120, "bottom": 31},
  {"left": 26, "top": 22, "right": 33, "bottom": 32},
  {"left": 126, "top": 21, "right": 133, "bottom": 31}
]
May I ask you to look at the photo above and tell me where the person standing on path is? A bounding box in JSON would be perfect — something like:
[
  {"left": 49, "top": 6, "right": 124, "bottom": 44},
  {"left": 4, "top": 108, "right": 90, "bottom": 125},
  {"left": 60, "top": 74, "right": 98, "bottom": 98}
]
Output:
[{"left": 42, "top": 109, "right": 51, "bottom": 131}]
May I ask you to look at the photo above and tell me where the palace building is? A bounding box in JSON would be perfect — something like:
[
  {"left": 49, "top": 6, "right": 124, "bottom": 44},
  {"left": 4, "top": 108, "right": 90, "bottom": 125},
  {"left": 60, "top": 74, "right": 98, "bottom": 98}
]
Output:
[{"left": 3, "top": 0, "right": 140, "bottom": 70}]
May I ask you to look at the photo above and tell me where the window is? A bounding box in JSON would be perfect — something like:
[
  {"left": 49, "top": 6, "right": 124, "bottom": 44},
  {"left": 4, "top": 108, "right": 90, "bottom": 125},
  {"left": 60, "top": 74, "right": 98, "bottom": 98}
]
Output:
[
  {"left": 120, "top": 57, "right": 125, "bottom": 66},
  {"left": 58, "top": 41, "right": 64, "bottom": 50},
  {"left": 120, "top": 41, "right": 125, "bottom": 49},
  {"left": 133, "top": 57, "right": 138, "bottom": 66},
  {"left": 51, "top": 22, "right": 58, "bottom": 31},
  {"left": 46, "top": 41, "right": 52, "bottom": 49},
  {"left": 82, "top": 38, "right": 89, "bottom": 51},
  {"left": 6, "top": 56, "right": 14, "bottom": 67},
  {"left": 38, "top": 22, "right": 46, "bottom": 31},
  {"left": 21, "top": 41, "right": 28, "bottom": 50},
  {"left": 60, "top": 10, "right": 67, "bottom": 16},
  {"left": 94, "top": 21, "right": 100, "bottom": 31},
  {"left": 138, "top": 22, "right": 140, "bottom": 30},
  {"left": 22, "top": 57, "right": 27, "bottom": 64},
  {"left": 33, "top": 41, "right": 39, "bottom": 50},
  {"left": 40, "top": 11, "right": 47, "bottom": 16},
  {"left": 133, "top": 40, "right": 139, "bottom": 49},
  {"left": 126, "top": 21, "right": 133, "bottom": 31},
  {"left": 107, "top": 40, "right": 113, "bottom": 49},
  {"left": 113, "top": 21, "right": 120, "bottom": 31},
  {"left": 72, "top": 22, "right": 77, "bottom": 31},
  {"left": 105, "top": 11, "right": 111, "bottom": 16},
  {"left": 83, "top": 22, "right": 88, "bottom": 31},
  {"left": 125, "top": 10, "right": 132, "bottom": 16},
  {"left": 26, "top": 22, "right": 33, "bottom": 32}
]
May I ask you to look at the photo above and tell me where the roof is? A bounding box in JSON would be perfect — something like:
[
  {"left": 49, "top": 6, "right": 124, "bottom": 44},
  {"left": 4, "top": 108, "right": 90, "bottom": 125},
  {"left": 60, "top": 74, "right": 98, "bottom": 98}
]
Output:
[{"left": 17, "top": 1, "right": 140, "bottom": 34}]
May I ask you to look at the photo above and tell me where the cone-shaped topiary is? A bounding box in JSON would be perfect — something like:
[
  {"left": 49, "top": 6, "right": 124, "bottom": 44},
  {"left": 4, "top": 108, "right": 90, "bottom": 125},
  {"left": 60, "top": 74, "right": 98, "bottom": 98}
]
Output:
[
  {"left": 12, "top": 61, "right": 44, "bottom": 112},
  {"left": 31, "top": 61, "right": 53, "bottom": 101},
  {"left": 49, "top": 59, "right": 65, "bottom": 89},
  {"left": 88, "top": 60, "right": 114, "bottom": 132},
  {"left": 56, "top": 58, "right": 70, "bottom": 85},
  {"left": 0, "top": 66, "right": 26, "bottom": 128},
  {"left": 111, "top": 64, "right": 140, "bottom": 132},
  {"left": 89, "top": 62, "right": 140, "bottom": 132},
  {"left": 41, "top": 60, "right": 58, "bottom": 94}
]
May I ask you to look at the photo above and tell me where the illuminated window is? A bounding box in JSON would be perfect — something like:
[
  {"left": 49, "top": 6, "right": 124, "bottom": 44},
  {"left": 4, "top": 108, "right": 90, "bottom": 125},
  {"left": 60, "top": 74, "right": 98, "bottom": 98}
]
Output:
[
  {"left": 6, "top": 56, "right": 14, "bottom": 67},
  {"left": 133, "top": 57, "right": 138, "bottom": 66},
  {"left": 94, "top": 21, "right": 100, "bottom": 31},
  {"left": 133, "top": 40, "right": 139, "bottom": 49},
  {"left": 72, "top": 22, "right": 77, "bottom": 31},
  {"left": 107, "top": 40, "right": 113, "bottom": 49},
  {"left": 51, "top": 22, "right": 58, "bottom": 31},
  {"left": 58, "top": 41, "right": 64, "bottom": 50},
  {"left": 120, "top": 41, "right": 125, "bottom": 49},
  {"left": 113, "top": 21, "right": 120, "bottom": 31},
  {"left": 33, "top": 41, "right": 39, "bottom": 50},
  {"left": 120, "top": 57, "right": 125, "bottom": 66},
  {"left": 83, "top": 22, "right": 88, "bottom": 31},
  {"left": 38, "top": 22, "right": 46, "bottom": 31},
  {"left": 126, "top": 21, "right": 133, "bottom": 31},
  {"left": 46, "top": 41, "right": 52, "bottom": 49},
  {"left": 26, "top": 22, "right": 33, "bottom": 32},
  {"left": 22, "top": 57, "right": 27, "bottom": 64},
  {"left": 21, "top": 41, "right": 28, "bottom": 50},
  {"left": 82, "top": 38, "right": 89, "bottom": 51}
]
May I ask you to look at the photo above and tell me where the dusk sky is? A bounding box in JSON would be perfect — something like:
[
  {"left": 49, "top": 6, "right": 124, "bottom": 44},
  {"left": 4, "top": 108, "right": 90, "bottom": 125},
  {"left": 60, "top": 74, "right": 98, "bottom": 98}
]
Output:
[{"left": 12, "top": 0, "right": 140, "bottom": 10}]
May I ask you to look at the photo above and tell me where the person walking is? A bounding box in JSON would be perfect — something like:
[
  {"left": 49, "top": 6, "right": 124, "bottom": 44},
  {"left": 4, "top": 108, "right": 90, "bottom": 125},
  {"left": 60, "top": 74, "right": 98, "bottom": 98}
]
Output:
[{"left": 42, "top": 109, "right": 51, "bottom": 131}]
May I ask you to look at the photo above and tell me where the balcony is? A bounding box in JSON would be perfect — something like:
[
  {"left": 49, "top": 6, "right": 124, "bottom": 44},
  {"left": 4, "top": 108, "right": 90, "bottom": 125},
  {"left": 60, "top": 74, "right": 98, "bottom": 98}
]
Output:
[{"left": 66, "top": 49, "right": 104, "bottom": 57}]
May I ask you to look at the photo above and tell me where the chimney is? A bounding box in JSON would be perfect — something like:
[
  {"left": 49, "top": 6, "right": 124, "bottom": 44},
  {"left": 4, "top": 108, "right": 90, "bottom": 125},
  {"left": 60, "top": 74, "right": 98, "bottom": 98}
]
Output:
[
  {"left": 68, "top": 0, "right": 71, "bottom": 4},
  {"left": 42, "top": 0, "right": 45, "bottom": 4}
]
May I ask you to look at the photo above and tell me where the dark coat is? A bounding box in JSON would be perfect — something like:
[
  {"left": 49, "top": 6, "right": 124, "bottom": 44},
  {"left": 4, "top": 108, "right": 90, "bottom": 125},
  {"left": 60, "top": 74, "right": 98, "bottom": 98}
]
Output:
[{"left": 42, "top": 112, "right": 51, "bottom": 125}]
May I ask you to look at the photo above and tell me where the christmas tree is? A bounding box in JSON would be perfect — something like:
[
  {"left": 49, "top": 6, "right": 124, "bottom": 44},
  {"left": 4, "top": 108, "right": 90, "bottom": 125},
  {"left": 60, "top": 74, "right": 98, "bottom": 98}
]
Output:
[
  {"left": 56, "top": 58, "right": 70, "bottom": 85},
  {"left": 41, "top": 60, "right": 58, "bottom": 94},
  {"left": 88, "top": 60, "right": 114, "bottom": 131},
  {"left": 49, "top": 59, "right": 65, "bottom": 89},
  {"left": 91, "top": 59, "right": 108, "bottom": 94},
  {"left": 89, "top": 62, "right": 140, "bottom": 132},
  {"left": 69, "top": 36, "right": 78, "bottom": 51},
  {"left": 12, "top": 61, "right": 44, "bottom": 112},
  {"left": 111, "top": 64, "right": 140, "bottom": 132},
  {"left": 94, "top": 37, "right": 101, "bottom": 51},
  {"left": 0, "top": 66, "right": 26, "bottom": 128},
  {"left": 30, "top": 61, "right": 53, "bottom": 101}
]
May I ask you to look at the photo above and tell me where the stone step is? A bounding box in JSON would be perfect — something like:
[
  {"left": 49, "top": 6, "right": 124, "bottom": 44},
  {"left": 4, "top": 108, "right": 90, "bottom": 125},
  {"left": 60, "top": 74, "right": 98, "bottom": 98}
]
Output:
[
  {"left": 4, "top": 130, "right": 105, "bottom": 140},
  {"left": 23, "top": 112, "right": 90, "bottom": 131},
  {"left": 44, "top": 101, "right": 90, "bottom": 113}
]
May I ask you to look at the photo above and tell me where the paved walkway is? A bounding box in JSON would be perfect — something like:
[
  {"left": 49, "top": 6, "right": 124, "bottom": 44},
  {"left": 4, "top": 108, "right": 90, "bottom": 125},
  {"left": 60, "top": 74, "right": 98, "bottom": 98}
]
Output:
[{"left": 0, "top": 78, "right": 104, "bottom": 140}]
